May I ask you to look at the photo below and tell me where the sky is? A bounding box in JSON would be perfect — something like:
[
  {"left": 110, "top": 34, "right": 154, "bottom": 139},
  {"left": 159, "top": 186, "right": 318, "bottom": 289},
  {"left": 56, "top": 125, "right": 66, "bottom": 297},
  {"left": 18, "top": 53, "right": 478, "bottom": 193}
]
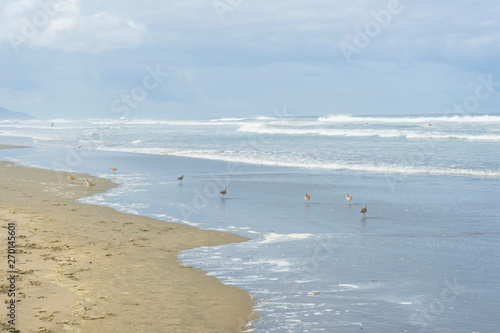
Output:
[{"left": 0, "top": 0, "right": 499, "bottom": 119}]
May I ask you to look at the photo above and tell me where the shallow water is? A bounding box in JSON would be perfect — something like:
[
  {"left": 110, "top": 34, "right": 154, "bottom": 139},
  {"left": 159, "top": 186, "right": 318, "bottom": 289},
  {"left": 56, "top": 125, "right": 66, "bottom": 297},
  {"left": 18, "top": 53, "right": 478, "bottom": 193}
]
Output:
[{"left": 1, "top": 114, "right": 499, "bottom": 332}]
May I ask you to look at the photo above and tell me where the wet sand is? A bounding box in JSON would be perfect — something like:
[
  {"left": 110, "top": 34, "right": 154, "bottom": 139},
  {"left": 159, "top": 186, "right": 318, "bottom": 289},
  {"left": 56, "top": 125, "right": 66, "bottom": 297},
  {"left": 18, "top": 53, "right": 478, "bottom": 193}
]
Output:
[
  {"left": 0, "top": 159, "right": 257, "bottom": 332},
  {"left": 0, "top": 145, "right": 31, "bottom": 150}
]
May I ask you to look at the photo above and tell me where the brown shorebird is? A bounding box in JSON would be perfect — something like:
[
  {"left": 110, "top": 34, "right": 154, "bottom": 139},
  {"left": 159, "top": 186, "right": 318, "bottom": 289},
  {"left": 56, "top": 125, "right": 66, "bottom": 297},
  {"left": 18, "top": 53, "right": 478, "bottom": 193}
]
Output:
[
  {"left": 360, "top": 205, "right": 367, "bottom": 217},
  {"left": 345, "top": 193, "right": 352, "bottom": 204},
  {"left": 220, "top": 189, "right": 226, "bottom": 198},
  {"left": 66, "top": 174, "right": 76, "bottom": 183},
  {"left": 178, "top": 175, "right": 184, "bottom": 182},
  {"left": 85, "top": 179, "right": 96, "bottom": 189},
  {"left": 109, "top": 168, "right": 118, "bottom": 174},
  {"left": 304, "top": 192, "right": 310, "bottom": 204}
]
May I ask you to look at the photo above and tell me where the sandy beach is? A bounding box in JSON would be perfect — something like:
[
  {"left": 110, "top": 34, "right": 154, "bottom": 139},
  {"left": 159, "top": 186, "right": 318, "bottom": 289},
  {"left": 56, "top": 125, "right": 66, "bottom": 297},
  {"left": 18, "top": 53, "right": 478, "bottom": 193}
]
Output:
[
  {"left": 0, "top": 145, "right": 31, "bottom": 150},
  {"left": 0, "top": 153, "right": 257, "bottom": 332}
]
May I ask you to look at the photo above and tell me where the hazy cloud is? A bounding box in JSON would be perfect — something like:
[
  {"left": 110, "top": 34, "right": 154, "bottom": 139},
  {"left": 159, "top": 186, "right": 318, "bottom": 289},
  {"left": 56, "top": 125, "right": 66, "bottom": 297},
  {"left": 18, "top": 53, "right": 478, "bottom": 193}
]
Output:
[
  {"left": 0, "top": 0, "right": 499, "bottom": 119},
  {"left": 0, "top": 0, "right": 150, "bottom": 53}
]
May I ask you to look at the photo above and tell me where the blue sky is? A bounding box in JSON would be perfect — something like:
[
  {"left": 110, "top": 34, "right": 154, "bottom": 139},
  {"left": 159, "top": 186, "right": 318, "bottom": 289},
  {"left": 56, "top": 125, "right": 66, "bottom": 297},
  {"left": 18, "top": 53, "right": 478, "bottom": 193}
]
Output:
[{"left": 0, "top": 0, "right": 499, "bottom": 119}]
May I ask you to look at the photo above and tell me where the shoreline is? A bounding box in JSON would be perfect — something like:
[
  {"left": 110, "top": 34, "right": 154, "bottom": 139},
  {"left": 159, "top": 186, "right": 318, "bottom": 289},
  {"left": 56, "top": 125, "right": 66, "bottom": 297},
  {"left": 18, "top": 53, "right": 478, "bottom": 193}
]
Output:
[
  {"left": 0, "top": 145, "right": 31, "bottom": 150},
  {"left": 0, "top": 159, "right": 257, "bottom": 332}
]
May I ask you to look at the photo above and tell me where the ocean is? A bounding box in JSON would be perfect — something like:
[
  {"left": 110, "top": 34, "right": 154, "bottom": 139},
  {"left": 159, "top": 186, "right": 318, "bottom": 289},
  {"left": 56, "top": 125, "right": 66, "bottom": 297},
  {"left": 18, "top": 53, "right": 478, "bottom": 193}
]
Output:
[{"left": 1, "top": 114, "right": 499, "bottom": 332}]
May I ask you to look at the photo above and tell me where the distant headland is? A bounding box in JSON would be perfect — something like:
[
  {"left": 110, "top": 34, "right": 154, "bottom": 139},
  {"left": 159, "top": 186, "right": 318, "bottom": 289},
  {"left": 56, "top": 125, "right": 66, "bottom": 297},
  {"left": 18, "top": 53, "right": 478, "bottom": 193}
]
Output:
[{"left": 0, "top": 106, "right": 35, "bottom": 120}]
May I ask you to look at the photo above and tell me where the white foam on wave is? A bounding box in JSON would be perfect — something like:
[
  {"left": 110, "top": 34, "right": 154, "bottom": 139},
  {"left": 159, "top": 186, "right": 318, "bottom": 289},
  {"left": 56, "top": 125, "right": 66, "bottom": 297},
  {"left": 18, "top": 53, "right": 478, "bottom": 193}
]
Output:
[
  {"left": 88, "top": 118, "right": 248, "bottom": 127},
  {"left": 338, "top": 284, "right": 360, "bottom": 289},
  {"left": 94, "top": 146, "right": 500, "bottom": 178},
  {"left": 258, "top": 232, "right": 315, "bottom": 244},
  {"left": 318, "top": 114, "right": 500, "bottom": 123},
  {"left": 139, "top": 210, "right": 201, "bottom": 227},
  {"left": 150, "top": 213, "right": 168, "bottom": 218},
  {"left": 256, "top": 116, "right": 278, "bottom": 120},
  {"left": 237, "top": 123, "right": 500, "bottom": 141},
  {"left": 159, "top": 215, "right": 200, "bottom": 227},
  {"left": 167, "top": 149, "right": 500, "bottom": 177},
  {"left": 210, "top": 117, "right": 248, "bottom": 122},
  {"left": 249, "top": 259, "right": 293, "bottom": 272}
]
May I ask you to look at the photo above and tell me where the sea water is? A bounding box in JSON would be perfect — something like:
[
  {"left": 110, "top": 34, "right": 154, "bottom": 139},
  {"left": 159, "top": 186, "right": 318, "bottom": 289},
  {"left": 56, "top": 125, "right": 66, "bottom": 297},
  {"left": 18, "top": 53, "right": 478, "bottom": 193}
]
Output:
[{"left": 1, "top": 114, "right": 499, "bottom": 332}]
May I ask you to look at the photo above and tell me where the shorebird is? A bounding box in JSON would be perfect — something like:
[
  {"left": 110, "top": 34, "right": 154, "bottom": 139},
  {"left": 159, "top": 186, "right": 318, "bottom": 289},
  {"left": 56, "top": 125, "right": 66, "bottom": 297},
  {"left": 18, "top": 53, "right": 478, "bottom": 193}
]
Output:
[
  {"left": 66, "top": 174, "right": 76, "bottom": 183},
  {"left": 85, "top": 179, "right": 96, "bottom": 189},
  {"left": 345, "top": 193, "right": 352, "bottom": 204},
  {"left": 360, "top": 205, "right": 367, "bottom": 217},
  {"left": 109, "top": 168, "right": 118, "bottom": 174},
  {"left": 220, "top": 189, "right": 226, "bottom": 199},
  {"left": 177, "top": 175, "right": 184, "bottom": 182},
  {"left": 304, "top": 192, "right": 310, "bottom": 204}
]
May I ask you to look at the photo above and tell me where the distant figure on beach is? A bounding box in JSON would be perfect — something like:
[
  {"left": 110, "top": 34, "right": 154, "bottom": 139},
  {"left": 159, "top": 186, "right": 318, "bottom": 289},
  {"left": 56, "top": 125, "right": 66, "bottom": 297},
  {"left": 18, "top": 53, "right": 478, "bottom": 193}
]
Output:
[
  {"left": 304, "top": 192, "right": 310, "bottom": 204},
  {"left": 424, "top": 123, "right": 432, "bottom": 126},
  {"left": 51, "top": 123, "right": 53, "bottom": 127},
  {"left": 109, "top": 168, "right": 118, "bottom": 174},
  {"left": 360, "top": 205, "right": 367, "bottom": 217},
  {"left": 220, "top": 189, "right": 226, "bottom": 198},
  {"left": 178, "top": 175, "right": 184, "bottom": 182}
]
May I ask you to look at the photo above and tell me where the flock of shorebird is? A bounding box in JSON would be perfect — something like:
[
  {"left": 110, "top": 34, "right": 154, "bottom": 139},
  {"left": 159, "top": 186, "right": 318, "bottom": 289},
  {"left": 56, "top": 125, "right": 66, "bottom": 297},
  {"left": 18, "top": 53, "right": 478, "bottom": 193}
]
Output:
[
  {"left": 178, "top": 174, "right": 226, "bottom": 198},
  {"left": 66, "top": 171, "right": 368, "bottom": 216},
  {"left": 66, "top": 167, "right": 118, "bottom": 189},
  {"left": 305, "top": 192, "right": 368, "bottom": 217}
]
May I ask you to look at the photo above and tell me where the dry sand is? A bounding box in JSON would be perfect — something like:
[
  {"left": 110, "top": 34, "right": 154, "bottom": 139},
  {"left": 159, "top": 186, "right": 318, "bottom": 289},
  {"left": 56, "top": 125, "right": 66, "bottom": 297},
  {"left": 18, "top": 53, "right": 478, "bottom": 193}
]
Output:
[{"left": 0, "top": 157, "right": 257, "bottom": 332}]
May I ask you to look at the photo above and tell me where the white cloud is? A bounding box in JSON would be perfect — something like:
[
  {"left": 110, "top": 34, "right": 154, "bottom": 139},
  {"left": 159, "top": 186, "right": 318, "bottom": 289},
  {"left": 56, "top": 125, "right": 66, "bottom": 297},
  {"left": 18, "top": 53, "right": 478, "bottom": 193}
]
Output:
[{"left": 0, "top": 0, "right": 150, "bottom": 53}]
